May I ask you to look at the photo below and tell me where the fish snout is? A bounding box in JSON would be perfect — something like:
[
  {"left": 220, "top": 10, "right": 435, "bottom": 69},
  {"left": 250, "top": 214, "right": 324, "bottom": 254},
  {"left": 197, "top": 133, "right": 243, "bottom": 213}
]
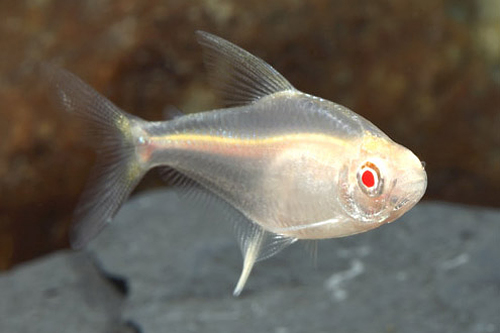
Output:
[
  {"left": 391, "top": 163, "right": 427, "bottom": 213},
  {"left": 389, "top": 150, "right": 427, "bottom": 214}
]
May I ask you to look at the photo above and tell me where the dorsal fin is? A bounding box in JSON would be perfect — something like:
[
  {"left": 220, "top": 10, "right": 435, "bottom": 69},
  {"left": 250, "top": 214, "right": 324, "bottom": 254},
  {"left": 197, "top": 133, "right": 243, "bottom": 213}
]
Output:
[
  {"left": 195, "top": 31, "right": 296, "bottom": 107},
  {"left": 162, "top": 105, "right": 185, "bottom": 120}
]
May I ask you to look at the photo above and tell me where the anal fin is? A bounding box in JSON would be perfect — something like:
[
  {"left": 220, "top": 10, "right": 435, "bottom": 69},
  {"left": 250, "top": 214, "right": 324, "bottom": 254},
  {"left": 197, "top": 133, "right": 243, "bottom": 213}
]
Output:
[{"left": 159, "top": 164, "right": 297, "bottom": 296}]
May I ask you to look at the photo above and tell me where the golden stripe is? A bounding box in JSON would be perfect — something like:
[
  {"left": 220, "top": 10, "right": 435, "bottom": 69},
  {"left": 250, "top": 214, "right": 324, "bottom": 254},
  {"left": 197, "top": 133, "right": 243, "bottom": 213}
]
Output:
[{"left": 149, "top": 132, "right": 350, "bottom": 148}]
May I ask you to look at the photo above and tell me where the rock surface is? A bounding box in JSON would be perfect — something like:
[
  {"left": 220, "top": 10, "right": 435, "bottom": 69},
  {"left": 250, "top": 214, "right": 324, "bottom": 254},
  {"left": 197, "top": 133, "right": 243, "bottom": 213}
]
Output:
[
  {"left": 1, "top": 189, "right": 499, "bottom": 333},
  {"left": 0, "top": 251, "right": 126, "bottom": 333}
]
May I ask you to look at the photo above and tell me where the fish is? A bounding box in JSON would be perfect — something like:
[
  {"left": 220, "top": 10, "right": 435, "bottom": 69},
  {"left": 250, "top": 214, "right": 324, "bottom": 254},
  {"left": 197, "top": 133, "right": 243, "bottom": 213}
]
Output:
[{"left": 44, "top": 31, "right": 427, "bottom": 296}]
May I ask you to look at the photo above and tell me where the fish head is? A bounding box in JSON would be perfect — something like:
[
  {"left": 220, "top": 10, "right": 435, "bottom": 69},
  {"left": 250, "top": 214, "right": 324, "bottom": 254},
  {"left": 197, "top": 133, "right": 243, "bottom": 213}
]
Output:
[{"left": 338, "top": 133, "right": 427, "bottom": 226}]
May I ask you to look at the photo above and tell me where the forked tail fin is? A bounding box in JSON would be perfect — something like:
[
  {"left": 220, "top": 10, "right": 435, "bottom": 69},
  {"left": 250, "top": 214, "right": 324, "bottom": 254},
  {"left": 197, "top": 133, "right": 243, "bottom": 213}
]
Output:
[{"left": 43, "top": 65, "right": 148, "bottom": 249}]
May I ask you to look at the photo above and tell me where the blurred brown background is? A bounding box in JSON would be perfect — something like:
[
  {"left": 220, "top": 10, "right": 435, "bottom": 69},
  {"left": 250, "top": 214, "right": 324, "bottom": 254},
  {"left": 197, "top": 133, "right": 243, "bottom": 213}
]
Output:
[{"left": 0, "top": 0, "right": 499, "bottom": 270}]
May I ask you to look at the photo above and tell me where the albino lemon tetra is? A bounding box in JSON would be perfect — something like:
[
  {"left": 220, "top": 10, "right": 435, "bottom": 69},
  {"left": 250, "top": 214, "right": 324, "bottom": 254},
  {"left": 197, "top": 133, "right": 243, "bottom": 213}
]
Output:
[{"left": 45, "top": 31, "right": 427, "bottom": 296}]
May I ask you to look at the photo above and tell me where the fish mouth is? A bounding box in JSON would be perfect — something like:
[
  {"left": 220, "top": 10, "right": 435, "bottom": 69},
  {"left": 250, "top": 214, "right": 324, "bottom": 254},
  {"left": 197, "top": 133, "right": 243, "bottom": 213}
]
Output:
[
  {"left": 387, "top": 155, "right": 427, "bottom": 214},
  {"left": 390, "top": 177, "right": 427, "bottom": 213}
]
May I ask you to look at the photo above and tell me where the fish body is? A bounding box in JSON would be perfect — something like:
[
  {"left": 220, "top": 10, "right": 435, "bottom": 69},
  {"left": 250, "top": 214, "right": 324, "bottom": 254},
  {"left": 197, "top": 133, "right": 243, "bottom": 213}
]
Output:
[{"left": 45, "top": 31, "right": 427, "bottom": 296}]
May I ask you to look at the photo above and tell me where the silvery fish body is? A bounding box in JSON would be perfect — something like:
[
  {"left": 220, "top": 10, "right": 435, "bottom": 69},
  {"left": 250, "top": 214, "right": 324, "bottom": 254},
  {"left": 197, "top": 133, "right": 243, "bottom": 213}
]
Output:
[{"left": 45, "top": 31, "right": 427, "bottom": 296}]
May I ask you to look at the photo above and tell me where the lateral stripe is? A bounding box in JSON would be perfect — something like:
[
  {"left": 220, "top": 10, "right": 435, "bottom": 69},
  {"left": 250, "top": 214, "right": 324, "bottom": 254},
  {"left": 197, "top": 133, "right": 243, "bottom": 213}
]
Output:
[{"left": 150, "top": 132, "right": 348, "bottom": 148}]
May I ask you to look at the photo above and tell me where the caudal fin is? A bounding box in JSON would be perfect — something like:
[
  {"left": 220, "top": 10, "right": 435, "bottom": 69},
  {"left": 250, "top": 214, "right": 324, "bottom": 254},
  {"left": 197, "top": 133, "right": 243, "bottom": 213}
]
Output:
[{"left": 43, "top": 65, "right": 147, "bottom": 249}]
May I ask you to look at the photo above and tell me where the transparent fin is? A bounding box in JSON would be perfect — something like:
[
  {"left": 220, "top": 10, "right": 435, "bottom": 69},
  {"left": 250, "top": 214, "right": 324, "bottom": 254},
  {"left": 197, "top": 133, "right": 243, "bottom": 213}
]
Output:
[
  {"left": 157, "top": 166, "right": 194, "bottom": 189},
  {"left": 195, "top": 31, "right": 296, "bottom": 107},
  {"left": 161, "top": 165, "right": 295, "bottom": 296},
  {"left": 233, "top": 214, "right": 296, "bottom": 296},
  {"left": 233, "top": 226, "right": 264, "bottom": 297},
  {"left": 43, "top": 64, "right": 147, "bottom": 249},
  {"left": 156, "top": 166, "right": 218, "bottom": 210},
  {"left": 303, "top": 240, "right": 319, "bottom": 268},
  {"left": 162, "top": 105, "right": 185, "bottom": 120},
  {"left": 159, "top": 165, "right": 295, "bottom": 296}
]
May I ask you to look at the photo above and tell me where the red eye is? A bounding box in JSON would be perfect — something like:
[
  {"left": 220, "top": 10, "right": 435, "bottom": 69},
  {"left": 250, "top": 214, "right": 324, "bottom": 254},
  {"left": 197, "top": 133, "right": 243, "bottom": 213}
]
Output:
[
  {"left": 361, "top": 169, "right": 375, "bottom": 188},
  {"left": 357, "top": 162, "right": 383, "bottom": 196}
]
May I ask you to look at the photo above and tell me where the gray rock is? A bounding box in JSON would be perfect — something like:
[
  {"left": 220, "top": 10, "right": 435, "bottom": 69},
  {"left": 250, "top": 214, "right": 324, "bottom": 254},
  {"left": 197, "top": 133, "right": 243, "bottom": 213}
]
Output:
[
  {"left": 0, "top": 251, "right": 125, "bottom": 333},
  {"left": 91, "top": 189, "right": 500, "bottom": 333},
  {"left": 2, "top": 188, "right": 500, "bottom": 333}
]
